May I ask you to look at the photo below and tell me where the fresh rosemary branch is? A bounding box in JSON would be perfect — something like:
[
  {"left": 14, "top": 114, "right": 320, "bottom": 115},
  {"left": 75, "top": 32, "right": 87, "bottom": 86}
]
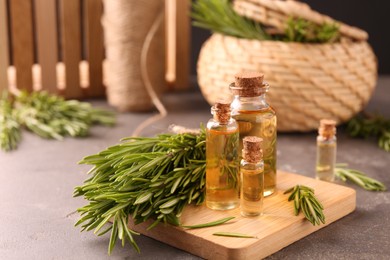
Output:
[
  {"left": 0, "top": 93, "right": 21, "bottom": 151},
  {"left": 284, "top": 185, "right": 325, "bottom": 226},
  {"left": 14, "top": 91, "right": 115, "bottom": 140},
  {"left": 347, "top": 113, "right": 390, "bottom": 152},
  {"left": 335, "top": 164, "right": 387, "bottom": 191},
  {"left": 74, "top": 130, "right": 206, "bottom": 254},
  {"left": 192, "top": 0, "right": 340, "bottom": 43},
  {"left": 192, "top": 0, "right": 269, "bottom": 40}
]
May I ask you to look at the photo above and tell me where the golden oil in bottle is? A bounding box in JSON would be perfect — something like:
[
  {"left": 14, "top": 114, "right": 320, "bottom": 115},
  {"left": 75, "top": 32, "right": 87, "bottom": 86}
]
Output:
[
  {"left": 206, "top": 101, "right": 240, "bottom": 210},
  {"left": 230, "top": 72, "right": 277, "bottom": 196},
  {"left": 240, "top": 136, "right": 264, "bottom": 217},
  {"left": 316, "top": 119, "right": 337, "bottom": 182}
]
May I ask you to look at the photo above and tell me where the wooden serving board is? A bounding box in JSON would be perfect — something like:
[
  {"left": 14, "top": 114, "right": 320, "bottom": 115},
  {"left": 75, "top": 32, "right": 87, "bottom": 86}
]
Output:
[{"left": 129, "top": 171, "right": 356, "bottom": 259}]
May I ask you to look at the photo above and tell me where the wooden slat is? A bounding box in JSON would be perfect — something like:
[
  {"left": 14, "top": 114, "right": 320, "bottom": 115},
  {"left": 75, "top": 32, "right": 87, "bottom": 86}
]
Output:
[
  {"left": 35, "top": 0, "right": 58, "bottom": 93},
  {"left": 174, "top": 0, "right": 190, "bottom": 90},
  {"left": 60, "top": 0, "right": 82, "bottom": 98},
  {"left": 9, "top": 0, "right": 34, "bottom": 91},
  {"left": 0, "top": 0, "right": 9, "bottom": 91},
  {"left": 165, "top": 0, "right": 176, "bottom": 86},
  {"left": 84, "top": 0, "right": 104, "bottom": 96},
  {"left": 165, "top": 0, "right": 190, "bottom": 90}
]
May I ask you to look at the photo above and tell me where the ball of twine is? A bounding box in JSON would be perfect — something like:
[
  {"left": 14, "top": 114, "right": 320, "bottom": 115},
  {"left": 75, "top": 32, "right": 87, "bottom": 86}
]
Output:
[{"left": 102, "top": 0, "right": 165, "bottom": 112}]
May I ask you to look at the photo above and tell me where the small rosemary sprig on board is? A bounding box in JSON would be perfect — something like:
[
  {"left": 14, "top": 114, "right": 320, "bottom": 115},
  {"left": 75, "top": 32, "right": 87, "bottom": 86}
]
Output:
[
  {"left": 284, "top": 185, "right": 325, "bottom": 226},
  {"left": 74, "top": 130, "right": 207, "bottom": 254},
  {"left": 0, "top": 93, "right": 21, "bottom": 151},
  {"left": 192, "top": 0, "right": 269, "bottom": 40},
  {"left": 335, "top": 164, "right": 387, "bottom": 191},
  {"left": 0, "top": 90, "right": 115, "bottom": 151},
  {"left": 347, "top": 113, "right": 390, "bottom": 152}
]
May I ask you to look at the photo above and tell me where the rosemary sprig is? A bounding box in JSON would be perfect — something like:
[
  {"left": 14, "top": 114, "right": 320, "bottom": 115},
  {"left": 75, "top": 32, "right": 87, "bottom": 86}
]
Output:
[
  {"left": 192, "top": 0, "right": 269, "bottom": 40},
  {"left": 15, "top": 91, "right": 115, "bottom": 139},
  {"left": 0, "top": 93, "right": 21, "bottom": 151},
  {"left": 74, "top": 130, "right": 207, "bottom": 254},
  {"left": 0, "top": 90, "right": 115, "bottom": 151},
  {"left": 335, "top": 164, "right": 387, "bottom": 191},
  {"left": 284, "top": 185, "right": 325, "bottom": 226},
  {"left": 347, "top": 113, "right": 390, "bottom": 152}
]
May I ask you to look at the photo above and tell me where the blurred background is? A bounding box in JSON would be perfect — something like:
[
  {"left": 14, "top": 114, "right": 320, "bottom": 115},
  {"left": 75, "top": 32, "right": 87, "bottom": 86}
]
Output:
[{"left": 192, "top": 0, "right": 390, "bottom": 75}]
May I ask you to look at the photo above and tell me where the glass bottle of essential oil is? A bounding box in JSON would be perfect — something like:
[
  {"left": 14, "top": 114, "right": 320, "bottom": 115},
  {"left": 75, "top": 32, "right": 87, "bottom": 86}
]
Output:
[
  {"left": 240, "top": 136, "right": 264, "bottom": 217},
  {"left": 316, "top": 119, "right": 337, "bottom": 182},
  {"left": 206, "top": 101, "right": 240, "bottom": 210},
  {"left": 230, "top": 72, "right": 277, "bottom": 197}
]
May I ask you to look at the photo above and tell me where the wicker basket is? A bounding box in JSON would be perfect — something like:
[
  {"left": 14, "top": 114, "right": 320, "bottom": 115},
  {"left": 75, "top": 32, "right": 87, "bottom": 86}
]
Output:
[{"left": 197, "top": 0, "right": 377, "bottom": 132}]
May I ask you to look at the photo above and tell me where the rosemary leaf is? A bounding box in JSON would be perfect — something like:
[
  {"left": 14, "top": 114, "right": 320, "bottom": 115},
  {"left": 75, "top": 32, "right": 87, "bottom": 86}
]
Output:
[
  {"left": 284, "top": 185, "right": 325, "bottom": 226},
  {"left": 182, "top": 216, "right": 235, "bottom": 229},
  {"left": 335, "top": 164, "right": 387, "bottom": 191},
  {"left": 213, "top": 232, "right": 257, "bottom": 238}
]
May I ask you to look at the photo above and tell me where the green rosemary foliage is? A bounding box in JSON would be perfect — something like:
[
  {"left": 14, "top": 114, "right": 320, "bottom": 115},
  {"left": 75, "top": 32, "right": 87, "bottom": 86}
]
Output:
[
  {"left": 191, "top": 0, "right": 269, "bottom": 40},
  {"left": 284, "top": 17, "right": 340, "bottom": 43},
  {"left": 335, "top": 164, "right": 386, "bottom": 191},
  {"left": 192, "top": 0, "right": 340, "bottom": 43},
  {"left": 74, "top": 130, "right": 206, "bottom": 254},
  {"left": 284, "top": 185, "right": 325, "bottom": 226},
  {"left": 347, "top": 113, "right": 390, "bottom": 152},
  {"left": 15, "top": 91, "right": 115, "bottom": 140},
  {"left": 0, "top": 93, "right": 21, "bottom": 151}
]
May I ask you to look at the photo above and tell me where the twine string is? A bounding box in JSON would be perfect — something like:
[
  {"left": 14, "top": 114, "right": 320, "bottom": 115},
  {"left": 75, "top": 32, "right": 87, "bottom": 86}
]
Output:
[{"left": 132, "top": 12, "right": 167, "bottom": 137}]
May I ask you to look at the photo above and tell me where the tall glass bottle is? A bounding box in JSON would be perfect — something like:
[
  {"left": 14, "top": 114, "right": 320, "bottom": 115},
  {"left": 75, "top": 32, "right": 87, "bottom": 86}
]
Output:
[
  {"left": 206, "top": 101, "right": 240, "bottom": 210},
  {"left": 230, "top": 72, "right": 277, "bottom": 197},
  {"left": 240, "top": 136, "right": 264, "bottom": 217},
  {"left": 316, "top": 119, "right": 337, "bottom": 182}
]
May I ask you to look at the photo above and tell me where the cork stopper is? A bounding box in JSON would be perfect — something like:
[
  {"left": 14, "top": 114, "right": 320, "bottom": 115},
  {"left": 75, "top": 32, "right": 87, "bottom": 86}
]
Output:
[
  {"left": 212, "top": 100, "right": 231, "bottom": 124},
  {"left": 242, "top": 136, "right": 263, "bottom": 163},
  {"left": 229, "top": 72, "right": 267, "bottom": 97},
  {"left": 318, "top": 119, "right": 337, "bottom": 139}
]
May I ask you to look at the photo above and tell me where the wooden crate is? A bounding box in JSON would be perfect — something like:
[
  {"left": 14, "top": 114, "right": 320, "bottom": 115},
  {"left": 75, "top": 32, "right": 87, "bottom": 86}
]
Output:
[
  {"left": 0, "top": 0, "right": 105, "bottom": 98},
  {"left": 0, "top": 0, "right": 190, "bottom": 99}
]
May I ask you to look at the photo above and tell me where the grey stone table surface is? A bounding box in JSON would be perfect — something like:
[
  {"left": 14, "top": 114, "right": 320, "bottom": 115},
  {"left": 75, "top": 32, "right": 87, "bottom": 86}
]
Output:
[{"left": 0, "top": 77, "right": 389, "bottom": 260}]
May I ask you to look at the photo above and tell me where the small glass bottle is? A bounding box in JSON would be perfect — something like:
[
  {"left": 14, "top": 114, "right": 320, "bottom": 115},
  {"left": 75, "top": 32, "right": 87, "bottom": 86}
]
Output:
[
  {"left": 316, "top": 119, "right": 337, "bottom": 182},
  {"left": 240, "top": 136, "right": 264, "bottom": 217},
  {"left": 206, "top": 101, "right": 240, "bottom": 210},
  {"left": 230, "top": 72, "right": 277, "bottom": 197}
]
